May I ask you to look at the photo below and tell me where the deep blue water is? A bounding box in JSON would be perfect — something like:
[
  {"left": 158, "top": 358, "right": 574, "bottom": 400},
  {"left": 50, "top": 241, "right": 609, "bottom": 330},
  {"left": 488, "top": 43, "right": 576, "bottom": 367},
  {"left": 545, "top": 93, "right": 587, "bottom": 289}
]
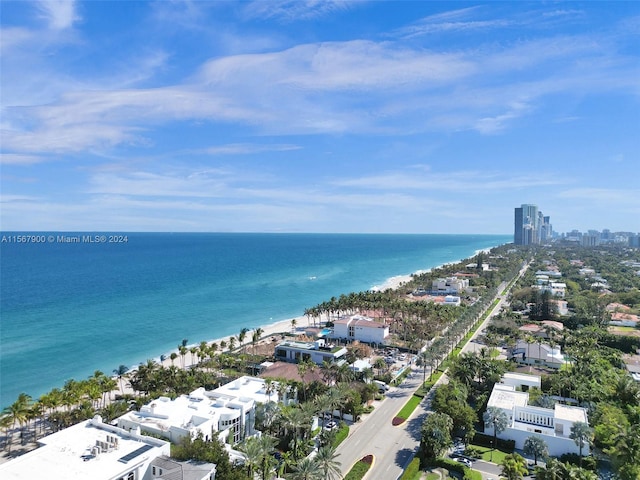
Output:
[{"left": 0, "top": 232, "right": 510, "bottom": 408}]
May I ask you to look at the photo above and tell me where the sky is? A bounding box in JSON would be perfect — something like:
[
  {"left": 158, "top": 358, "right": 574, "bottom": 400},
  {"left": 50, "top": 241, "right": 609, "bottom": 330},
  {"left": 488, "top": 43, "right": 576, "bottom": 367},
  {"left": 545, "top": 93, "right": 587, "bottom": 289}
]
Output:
[{"left": 1, "top": 1, "right": 639, "bottom": 235}]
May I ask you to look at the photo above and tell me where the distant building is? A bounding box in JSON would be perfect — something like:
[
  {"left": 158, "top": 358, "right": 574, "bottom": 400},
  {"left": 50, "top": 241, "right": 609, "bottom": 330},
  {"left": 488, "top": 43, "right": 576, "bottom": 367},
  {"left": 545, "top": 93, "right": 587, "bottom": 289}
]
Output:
[
  {"left": 610, "top": 312, "right": 639, "bottom": 327},
  {"left": 514, "top": 204, "right": 551, "bottom": 245},
  {"left": 431, "top": 276, "right": 469, "bottom": 294},
  {"left": 0, "top": 415, "right": 170, "bottom": 480},
  {"left": 485, "top": 376, "right": 589, "bottom": 457},
  {"left": 274, "top": 338, "right": 347, "bottom": 365},
  {"left": 332, "top": 314, "right": 390, "bottom": 344}
]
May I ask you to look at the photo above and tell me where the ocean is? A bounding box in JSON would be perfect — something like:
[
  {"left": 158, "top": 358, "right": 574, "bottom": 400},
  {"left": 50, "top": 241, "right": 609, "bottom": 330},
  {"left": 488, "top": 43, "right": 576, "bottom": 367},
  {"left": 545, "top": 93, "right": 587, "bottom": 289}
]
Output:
[{"left": 0, "top": 232, "right": 511, "bottom": 408}]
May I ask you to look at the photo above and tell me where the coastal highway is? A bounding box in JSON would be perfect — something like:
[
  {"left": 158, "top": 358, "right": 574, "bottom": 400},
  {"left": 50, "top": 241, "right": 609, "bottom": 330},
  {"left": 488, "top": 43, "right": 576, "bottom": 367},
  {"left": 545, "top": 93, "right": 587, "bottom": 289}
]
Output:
[{"left": 336, "top": 263, "right": 530, "bottom": 479}]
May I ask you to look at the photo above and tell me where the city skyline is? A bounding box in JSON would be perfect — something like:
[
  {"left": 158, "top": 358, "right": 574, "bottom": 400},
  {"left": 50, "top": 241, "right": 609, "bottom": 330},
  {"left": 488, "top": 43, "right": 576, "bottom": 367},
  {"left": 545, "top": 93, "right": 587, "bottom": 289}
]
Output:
[{"left": 1, "top": 1, "right": 639, "bottom": 234}]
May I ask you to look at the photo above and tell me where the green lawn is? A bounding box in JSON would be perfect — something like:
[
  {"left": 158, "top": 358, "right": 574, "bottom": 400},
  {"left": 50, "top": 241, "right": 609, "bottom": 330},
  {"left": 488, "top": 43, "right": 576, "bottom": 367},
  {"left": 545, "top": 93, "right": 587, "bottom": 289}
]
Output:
[
  {"left": 468, "top": 443, "right": 509, "bottom": 464},
  {"left": 396, "top": 394, "right": 422, "bottom": 420}
]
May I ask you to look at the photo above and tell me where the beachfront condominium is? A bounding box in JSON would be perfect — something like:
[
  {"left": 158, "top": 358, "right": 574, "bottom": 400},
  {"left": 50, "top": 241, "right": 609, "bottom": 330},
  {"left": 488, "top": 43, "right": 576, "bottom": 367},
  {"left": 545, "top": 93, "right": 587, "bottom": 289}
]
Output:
[{"left": 514, "top": 204, "right": 552, "bottom": 245}]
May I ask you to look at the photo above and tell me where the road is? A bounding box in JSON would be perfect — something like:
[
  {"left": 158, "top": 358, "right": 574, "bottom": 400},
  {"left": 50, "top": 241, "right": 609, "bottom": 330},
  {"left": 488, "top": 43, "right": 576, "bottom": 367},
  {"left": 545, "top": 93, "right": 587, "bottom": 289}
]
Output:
[{"left": 336, "top": 262, "right": 530, "bottom": 479}]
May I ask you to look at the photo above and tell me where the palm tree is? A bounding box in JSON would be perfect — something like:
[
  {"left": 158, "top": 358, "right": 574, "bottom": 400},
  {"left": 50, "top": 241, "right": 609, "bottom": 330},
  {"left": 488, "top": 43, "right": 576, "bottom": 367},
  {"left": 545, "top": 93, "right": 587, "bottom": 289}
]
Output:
[
  {"left": 6, "top": 393, "right": 32, "bottom": 449},
  {"left": 523, "top": 435, "right": 548, "bottom": 465},
  {"left": 287, "top": 406, "right": 312, "bottom": 459},
  {"left": 169, "top": 352, "right": 178, "bottom": 366},
  {"left": 228, "top": 336, "right": 236, "bottom": 351},
  {"left": 314, "top": 445, "right": 342, "bottom": 480},
  {"left": 238, "top": 327, "right": 249, "bottom": 353},
  {"left": 0, "top": 413, "right": 13, "bottom": 451},
  {"left": 253, "top": 327, "right": 264, "bottom": 354},
  {"left": 288, "top": 456, "right": 322, "bottom": 480},
  {"left": 570, "top": 421, "right": 593, "bottom": 468},
  {"left": 241, "top": 436, "right": 265, "bottom": 479},
  {"left": 257, "top": 401, "right": 280, "bottom": 435},
  {"left": 483, "top": 406, "right": 509, "bottom": 461},
  {"left": 291, "top": 318, "right": 297, "bottom": 334},
  {"left": 534, "top": 458, "right": 566, "bottom": 480},
  {"left": 178, "top": 345, "right": 188, "bottom": 368},
  {"left": 501, "top": 453, "right": 528, "bottom": 480},
  {"left": 609, "top": 423, "right": 640, "bottom": 479},
  {"left": 113, "top": 365, "right": 129, "bottom": 394},
  {"left": 264, "top": 379, "right": 275, "bottom": 402}
]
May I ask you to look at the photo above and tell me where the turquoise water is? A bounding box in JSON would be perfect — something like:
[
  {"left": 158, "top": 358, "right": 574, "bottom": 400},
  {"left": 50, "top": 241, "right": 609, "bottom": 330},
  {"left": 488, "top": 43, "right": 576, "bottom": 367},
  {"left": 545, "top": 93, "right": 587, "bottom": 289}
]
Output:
[{"left": 0, "top": 233, "right": 510, "bottom": 407}]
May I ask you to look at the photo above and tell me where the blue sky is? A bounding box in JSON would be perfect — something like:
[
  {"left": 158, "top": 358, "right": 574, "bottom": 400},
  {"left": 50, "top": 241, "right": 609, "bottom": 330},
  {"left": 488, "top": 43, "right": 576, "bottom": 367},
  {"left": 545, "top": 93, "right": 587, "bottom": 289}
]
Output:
[{"left": 1, "top": 1, "right": 639, "bottom": 234}]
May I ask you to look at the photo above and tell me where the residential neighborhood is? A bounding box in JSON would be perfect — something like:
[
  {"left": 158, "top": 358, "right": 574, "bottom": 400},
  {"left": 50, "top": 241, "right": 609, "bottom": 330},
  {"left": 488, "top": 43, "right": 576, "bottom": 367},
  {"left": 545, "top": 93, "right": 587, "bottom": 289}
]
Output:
[{"left": 2, "top": 240, "right": 639, "bottom": 480}]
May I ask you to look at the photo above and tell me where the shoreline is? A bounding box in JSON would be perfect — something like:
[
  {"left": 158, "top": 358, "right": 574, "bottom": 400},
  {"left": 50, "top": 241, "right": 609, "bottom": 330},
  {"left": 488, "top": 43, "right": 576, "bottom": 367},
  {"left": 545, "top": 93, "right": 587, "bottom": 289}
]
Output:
[
  {"left": 148, "top": 272, "right": 420, "bottom": 373},
  {"left": 3, "top": 239, "right": 510, "bottom": 407}
]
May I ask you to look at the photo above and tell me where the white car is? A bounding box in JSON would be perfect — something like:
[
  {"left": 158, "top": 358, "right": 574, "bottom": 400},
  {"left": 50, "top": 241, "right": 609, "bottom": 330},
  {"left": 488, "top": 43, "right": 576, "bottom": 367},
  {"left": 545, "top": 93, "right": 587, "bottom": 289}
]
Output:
[{"left": 455, "top": 458, "right": 472, "bottom": 468}]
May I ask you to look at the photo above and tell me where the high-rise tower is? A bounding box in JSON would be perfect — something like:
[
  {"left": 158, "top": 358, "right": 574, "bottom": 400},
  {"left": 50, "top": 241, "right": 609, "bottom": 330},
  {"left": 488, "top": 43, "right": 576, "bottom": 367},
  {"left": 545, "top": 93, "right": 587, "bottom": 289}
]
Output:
[{"left": 514, "top": 204, "right": 546, "bottom": 245}]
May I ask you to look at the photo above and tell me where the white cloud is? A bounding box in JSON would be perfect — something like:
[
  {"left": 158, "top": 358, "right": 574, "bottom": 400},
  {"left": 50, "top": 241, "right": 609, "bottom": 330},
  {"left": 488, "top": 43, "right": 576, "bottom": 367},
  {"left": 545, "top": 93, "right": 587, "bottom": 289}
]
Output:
[
  {"left": 204, "top": 143, "right": 302, "bottom": 155},
  {"left": 557, "top": 188, "right": 640, "bottom": 204},
  {"left": 243, "top": 0, "right": 353, "bottom": 22},
  {"left": 36, "top": 0, "right": 80, "bottom": 30},
  {"left": 0, "top": 154, "right": 45, "bottom": 165},
  {"left": 332, "top": 168, "right": 565, "bottom": 193}
]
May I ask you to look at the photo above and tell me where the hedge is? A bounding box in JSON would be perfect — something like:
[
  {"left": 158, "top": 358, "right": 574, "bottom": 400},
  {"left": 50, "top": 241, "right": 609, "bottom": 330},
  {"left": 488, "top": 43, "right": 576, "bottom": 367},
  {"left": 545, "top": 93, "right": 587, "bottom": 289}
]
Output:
[
  {"left": 399, "top": 457, "right": 421, "bottom": 480},
  {"left": 472, "top": 432, "right": 515, "bottom": 452},
  {"left": 425, "top": 458, "right": 482, "bottom": 480},
  {"left": 344, "top": 455, "right": 373, "bottom": 480},
  {"left": 333, "top": 423, "right": 349, "bottom": 447}
]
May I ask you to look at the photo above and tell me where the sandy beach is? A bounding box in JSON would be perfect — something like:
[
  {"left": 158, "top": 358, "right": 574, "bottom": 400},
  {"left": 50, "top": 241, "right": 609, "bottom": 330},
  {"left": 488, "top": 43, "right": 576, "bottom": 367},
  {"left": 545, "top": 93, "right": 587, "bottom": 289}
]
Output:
[{"left": 145, "top": 272, "right": 415, "bottom": 374}]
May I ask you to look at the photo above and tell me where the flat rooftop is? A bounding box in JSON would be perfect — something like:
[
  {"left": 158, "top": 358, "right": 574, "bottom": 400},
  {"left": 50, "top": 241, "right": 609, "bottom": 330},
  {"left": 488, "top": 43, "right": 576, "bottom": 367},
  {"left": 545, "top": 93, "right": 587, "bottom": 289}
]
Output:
[
  {"left": 488, "top": 384, "right": 529, "bottom": 411},
  {"left": 210, "top": 376, "right": 271, "bottom": 404},
  {"left": 555, "top": 403, "right": 588, "bottom": 424},
  {"left": 0, "top": 417, "right": 168, "bottom": 480}
]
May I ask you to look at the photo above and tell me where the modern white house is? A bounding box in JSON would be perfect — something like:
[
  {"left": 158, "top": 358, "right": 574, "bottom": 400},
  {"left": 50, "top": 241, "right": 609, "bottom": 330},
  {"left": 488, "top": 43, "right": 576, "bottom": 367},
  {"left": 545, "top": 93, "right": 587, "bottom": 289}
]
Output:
[
  {"left": 431, "top": 276, "right": 470, "bottom": 294},
  {"left": 509, "top": 339, "right": 567, "bottom": 369},
  {"left": 332, "top": 315, "right": 390, "bottom": 344},
  {"left": 485, "top": 377, "right": 590, "bottom": 457},
  {"left": 0, "top": 415, "right": 171, "bottom": 480},
  {"left": 535, "top": 282, "right": 566, "bottom": 298},
  {"left": 118, "top": 376, "right": 281, "bottom": 446},
  {"left": 274, "top": 338, "right": 347, "bottom": 365}
]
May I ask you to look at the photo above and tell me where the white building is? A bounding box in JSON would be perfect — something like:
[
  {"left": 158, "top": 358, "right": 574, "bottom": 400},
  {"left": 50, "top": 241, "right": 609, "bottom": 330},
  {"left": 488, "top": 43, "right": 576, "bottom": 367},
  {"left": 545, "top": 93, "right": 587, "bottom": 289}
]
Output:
[
  {"left": 332, "top": 315, "right": 389, "bottom": 344},
  {"left": 485, "top": 379, "right": 589, "bottom": 457},
  {"left": 431, "top": 276, "right": 470, "bottom": 294},
  {"left": 150, "top": 456, "right": 216, "bottom": 480},
  {"left": 118, "top": 376, "right": 280, "bottom": 446},
  {"left": 509, "top": 339, "right": 567, "bottom": 369},
  {"left": 0, "top": 415, "right": 170, "bottom": 480},
  {"left": 274, "top": 338, "right": 347, "bottom": 365},
  {"left": 500, "top": 372, "right": 541, "bottom": 391},
  {"left": 535, "top": 282, "right": 566, "bottom": 298}
]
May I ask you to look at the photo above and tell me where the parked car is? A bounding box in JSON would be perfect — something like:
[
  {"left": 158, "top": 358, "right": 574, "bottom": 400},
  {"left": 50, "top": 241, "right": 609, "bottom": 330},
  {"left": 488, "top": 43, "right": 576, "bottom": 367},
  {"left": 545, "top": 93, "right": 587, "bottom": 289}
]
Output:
[
  {"left": 455, "top": 458, "right": 472, "bottom": 468},
  {"left": 324, "top": 420, "right": 338, "bottom": 430},
  {"left": 373, "top": 380, "right": 389, "bottom": 393}
]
